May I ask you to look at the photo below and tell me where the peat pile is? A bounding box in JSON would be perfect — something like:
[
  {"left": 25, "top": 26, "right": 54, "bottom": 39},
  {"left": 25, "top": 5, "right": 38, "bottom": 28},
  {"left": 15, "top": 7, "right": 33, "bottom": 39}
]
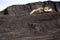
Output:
[{"left": 0, "top": 1, "right": 60, "bottom": 40}]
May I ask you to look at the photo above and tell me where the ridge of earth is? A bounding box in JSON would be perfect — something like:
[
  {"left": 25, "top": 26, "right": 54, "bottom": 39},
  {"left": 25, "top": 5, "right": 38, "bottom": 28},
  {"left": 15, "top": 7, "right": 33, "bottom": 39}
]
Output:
[{"left": 0, "top": 1, "right": 60, "bottom": 40}]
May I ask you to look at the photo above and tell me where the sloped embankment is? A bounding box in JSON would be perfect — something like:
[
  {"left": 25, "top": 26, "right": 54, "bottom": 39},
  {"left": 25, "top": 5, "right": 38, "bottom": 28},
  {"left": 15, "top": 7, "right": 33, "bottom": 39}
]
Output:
[{"left": 0, "top": 1, "right": 60, "bottom": 40}]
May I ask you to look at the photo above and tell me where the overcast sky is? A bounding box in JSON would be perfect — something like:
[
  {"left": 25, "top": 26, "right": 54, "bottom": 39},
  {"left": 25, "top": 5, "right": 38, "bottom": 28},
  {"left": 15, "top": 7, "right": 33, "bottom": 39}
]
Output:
[{"left": 0, "top": 0, "right": 60, "bottom": 11}]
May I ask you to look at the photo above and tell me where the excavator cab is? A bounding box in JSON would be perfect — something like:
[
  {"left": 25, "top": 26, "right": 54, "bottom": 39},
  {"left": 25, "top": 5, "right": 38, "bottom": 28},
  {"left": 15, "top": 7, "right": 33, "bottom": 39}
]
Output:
[{"left": 44, "top": 7, "right": 53, "bottom": 12}]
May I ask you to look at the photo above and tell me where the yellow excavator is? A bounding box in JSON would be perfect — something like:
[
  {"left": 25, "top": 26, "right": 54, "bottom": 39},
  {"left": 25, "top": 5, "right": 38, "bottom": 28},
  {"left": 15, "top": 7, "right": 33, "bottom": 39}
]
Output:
[{"left": 30, "top": 7, "right": 53, "bottom": 15}]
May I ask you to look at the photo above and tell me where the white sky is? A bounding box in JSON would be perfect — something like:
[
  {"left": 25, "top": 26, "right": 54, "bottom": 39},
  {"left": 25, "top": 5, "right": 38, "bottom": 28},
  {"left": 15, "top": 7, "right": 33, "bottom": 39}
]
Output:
[{"left": 0, "top": 0, "right": 60, "bottom": 11}]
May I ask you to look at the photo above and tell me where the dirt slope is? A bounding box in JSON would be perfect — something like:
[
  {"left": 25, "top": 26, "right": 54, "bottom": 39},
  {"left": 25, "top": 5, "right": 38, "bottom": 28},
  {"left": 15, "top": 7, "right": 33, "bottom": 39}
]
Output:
[{"left": 0, "top": 1, "right": 60, "bottom": 40}]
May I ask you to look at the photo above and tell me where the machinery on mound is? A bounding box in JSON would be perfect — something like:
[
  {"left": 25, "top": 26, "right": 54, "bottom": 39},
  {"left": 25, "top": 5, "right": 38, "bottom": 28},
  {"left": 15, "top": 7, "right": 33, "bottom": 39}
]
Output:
[
  {"left": 0, "top": 1, "right": 60, "bottom": 40},
  {"left": 30, "top": 7, "right": 53, "bottom": 15}
]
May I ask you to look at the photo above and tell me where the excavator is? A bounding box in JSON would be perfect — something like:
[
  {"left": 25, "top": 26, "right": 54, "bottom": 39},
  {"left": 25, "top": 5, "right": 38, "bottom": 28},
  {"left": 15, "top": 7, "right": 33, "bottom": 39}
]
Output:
[{"left": 30, "top": 7, "right": 53, "bottom": 15}]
